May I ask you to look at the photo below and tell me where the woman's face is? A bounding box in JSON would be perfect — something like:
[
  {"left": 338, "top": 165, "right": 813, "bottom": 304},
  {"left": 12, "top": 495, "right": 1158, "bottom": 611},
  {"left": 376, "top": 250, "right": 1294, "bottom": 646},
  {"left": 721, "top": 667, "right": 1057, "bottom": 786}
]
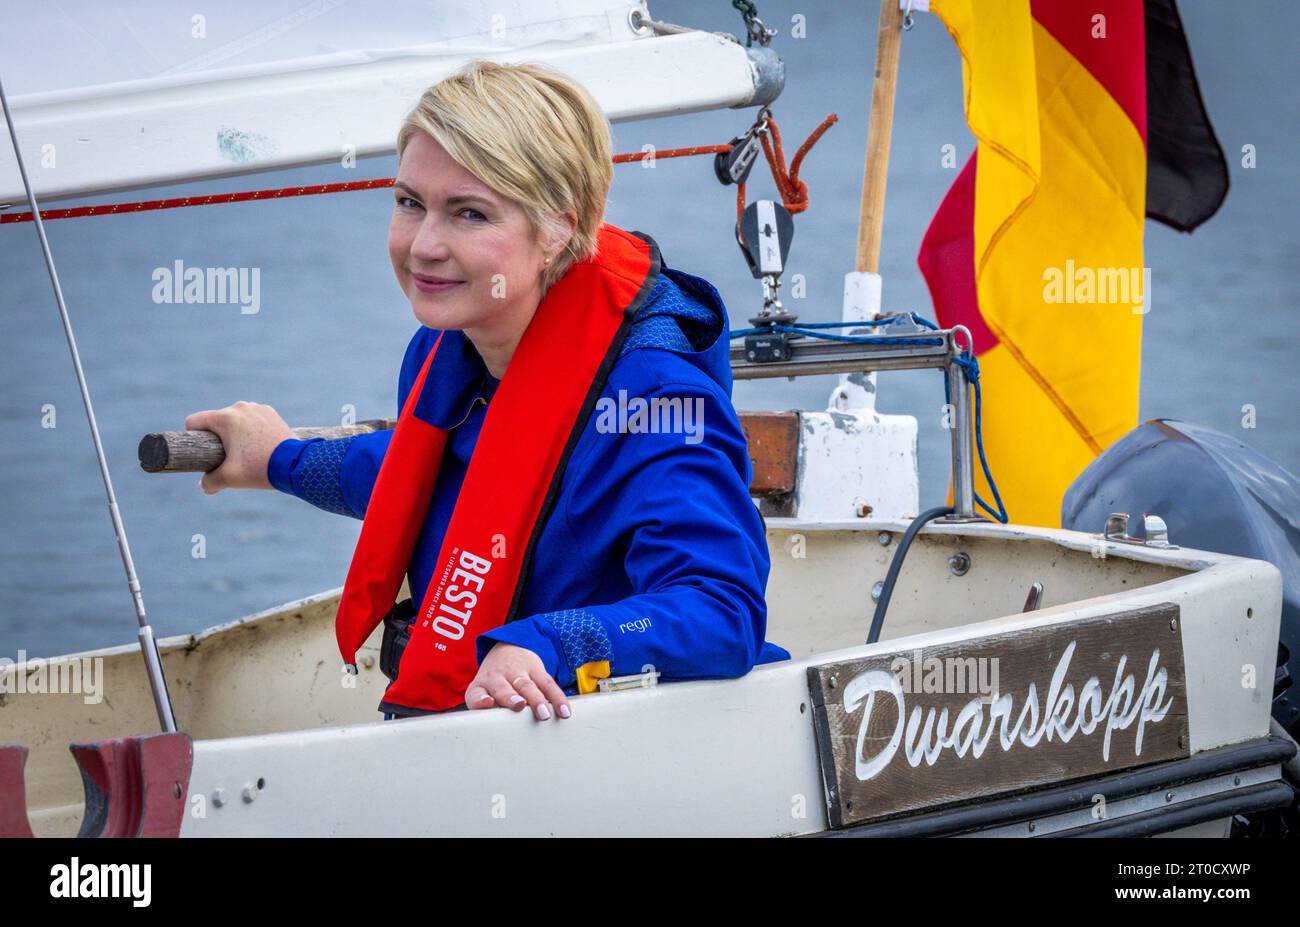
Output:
[{"left": 388, "top": 131, "right": 550, "bottom": 334}]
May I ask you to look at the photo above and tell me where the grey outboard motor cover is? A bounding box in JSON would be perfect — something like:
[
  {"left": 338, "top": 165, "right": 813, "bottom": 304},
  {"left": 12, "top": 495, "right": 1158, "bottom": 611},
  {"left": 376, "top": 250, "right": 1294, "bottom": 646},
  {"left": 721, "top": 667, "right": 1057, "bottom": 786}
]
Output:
[{"left": 1062, "top": 419, "right": 1300, "bottom": 741}]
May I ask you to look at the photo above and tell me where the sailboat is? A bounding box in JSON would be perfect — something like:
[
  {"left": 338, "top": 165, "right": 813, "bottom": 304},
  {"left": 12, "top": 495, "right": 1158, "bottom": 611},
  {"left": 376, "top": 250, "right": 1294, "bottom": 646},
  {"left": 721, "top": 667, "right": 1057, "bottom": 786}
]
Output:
[{"left": 2, "top": 0, "right": 1295, "bottom": 838}]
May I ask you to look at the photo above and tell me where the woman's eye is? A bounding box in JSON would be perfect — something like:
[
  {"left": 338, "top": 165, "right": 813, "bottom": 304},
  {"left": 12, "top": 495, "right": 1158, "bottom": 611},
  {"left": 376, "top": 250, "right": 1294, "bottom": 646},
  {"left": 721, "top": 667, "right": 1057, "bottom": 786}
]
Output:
[
  {"left": 395, "top": 196, "right": 422, "bottom": 210},
  {"left": 457, "top": 207, "right": 487, "bottom": 222}
]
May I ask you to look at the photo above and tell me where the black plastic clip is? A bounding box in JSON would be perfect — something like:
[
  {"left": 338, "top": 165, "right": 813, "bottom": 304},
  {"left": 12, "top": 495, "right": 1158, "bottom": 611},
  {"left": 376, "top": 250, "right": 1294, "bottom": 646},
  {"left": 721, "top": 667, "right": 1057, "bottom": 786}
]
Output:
[{"left": 743, "top": 329, "right": 796, "bottom": 363}]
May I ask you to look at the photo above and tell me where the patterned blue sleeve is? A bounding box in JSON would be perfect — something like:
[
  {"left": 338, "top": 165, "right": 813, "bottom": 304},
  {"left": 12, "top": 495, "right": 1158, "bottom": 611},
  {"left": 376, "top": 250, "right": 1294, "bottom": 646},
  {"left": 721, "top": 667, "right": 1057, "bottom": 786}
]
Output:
[
  {"left": 473, "top": 608, "right": 615, "bottom": 688},
  {"left": 544, "top": 609, "right": 616, "bottom": 673},
  {"left": 267, "top": 429, "right": 394, "bottom": 519}
]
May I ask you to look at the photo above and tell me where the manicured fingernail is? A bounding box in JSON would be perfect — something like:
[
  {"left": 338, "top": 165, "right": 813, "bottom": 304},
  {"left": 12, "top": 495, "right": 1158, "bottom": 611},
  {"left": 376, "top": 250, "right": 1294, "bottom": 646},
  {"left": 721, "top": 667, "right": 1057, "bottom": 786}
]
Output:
[
  {"left": 558, "top": 704, "right": 571, "bottom": 719},
  {"left": 509, "top": 694, "right": 525, "bottom": 707},
  {"left": 536, "top": 703, "right": 551, "bottom": 720}
]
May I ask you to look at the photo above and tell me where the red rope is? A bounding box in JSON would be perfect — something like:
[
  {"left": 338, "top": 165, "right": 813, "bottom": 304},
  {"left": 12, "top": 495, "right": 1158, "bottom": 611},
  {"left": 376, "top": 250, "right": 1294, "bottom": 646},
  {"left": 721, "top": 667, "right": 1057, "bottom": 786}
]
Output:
[
  {"left": 1, "top": 116, "right": 834, "bottom": 225},
  {"left": 612, "top": 143, "right": 733, "bottom": 164},
  {"left": 0, "top": 177, "right": 398, "bottom": 224}
]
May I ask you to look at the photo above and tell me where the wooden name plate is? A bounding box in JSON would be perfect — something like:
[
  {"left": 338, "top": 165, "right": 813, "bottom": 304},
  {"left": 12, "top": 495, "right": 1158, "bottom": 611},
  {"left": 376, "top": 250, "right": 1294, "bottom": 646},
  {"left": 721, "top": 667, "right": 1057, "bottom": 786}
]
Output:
[{"left": 806, "top": 603, "right": 1190, "bottom": 828}]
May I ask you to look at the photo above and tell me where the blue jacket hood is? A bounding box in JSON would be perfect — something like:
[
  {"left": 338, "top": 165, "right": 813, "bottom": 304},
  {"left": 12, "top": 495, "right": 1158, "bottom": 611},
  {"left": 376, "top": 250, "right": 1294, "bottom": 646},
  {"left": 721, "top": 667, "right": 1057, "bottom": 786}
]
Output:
[{"left": 619, "top": 262, "right": 735, "bottom": 395}]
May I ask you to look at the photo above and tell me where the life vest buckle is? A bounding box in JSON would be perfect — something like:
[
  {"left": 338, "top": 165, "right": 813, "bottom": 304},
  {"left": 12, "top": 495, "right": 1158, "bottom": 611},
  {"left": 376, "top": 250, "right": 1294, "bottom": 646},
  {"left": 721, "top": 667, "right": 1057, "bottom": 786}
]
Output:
[{"left": 378, "top": 598, "right": 417, "bottom": 683}]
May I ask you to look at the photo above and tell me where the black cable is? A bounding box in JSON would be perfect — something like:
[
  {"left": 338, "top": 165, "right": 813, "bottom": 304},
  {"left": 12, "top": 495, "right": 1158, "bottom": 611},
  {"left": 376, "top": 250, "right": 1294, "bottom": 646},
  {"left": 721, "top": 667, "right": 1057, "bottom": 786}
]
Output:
[{"left": 867, "top": 506, "right": 955, "bottom": 645}]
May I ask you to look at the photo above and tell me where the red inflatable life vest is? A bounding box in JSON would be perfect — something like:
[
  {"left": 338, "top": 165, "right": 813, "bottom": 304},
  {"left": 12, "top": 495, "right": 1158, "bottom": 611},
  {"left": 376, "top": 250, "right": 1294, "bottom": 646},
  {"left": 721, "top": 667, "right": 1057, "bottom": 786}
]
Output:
[{"left": 334, "top": 223, "right": 660, "bottom": 714}]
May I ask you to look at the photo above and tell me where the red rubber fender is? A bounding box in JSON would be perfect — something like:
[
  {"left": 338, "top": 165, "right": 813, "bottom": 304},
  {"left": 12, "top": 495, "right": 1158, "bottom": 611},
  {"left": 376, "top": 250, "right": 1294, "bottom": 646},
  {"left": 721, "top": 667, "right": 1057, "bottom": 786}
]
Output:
[
  {"left": 69, "top": 733, "right": 193, "bottom": 838},
  {"left": 0, "top": 745, "right": 34, "bottom": 838}
]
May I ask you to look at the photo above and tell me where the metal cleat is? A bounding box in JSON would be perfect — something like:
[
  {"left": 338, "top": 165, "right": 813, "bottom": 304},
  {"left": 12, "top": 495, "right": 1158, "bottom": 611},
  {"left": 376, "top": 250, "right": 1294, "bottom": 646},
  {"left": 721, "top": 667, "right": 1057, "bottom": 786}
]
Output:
[{"left": 1104, "top": 512, "right": 1179, "bottom": 549}]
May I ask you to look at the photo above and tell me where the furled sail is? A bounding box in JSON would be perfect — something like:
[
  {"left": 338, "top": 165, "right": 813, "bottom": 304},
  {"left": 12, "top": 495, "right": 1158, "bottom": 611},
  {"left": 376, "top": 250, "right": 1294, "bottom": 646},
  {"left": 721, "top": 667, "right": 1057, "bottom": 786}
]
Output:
[{"left": 0, "top": 0, "right": 781, "bottom": 203}]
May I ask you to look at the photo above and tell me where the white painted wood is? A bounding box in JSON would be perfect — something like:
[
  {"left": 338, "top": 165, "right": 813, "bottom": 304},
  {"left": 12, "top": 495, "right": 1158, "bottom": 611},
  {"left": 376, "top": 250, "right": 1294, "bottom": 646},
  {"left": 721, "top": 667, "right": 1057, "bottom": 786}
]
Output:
[
  {"left": 793, "top": 411, "right": 919, "bottom": 521},
  {"left": 800, "top": 270, "right": 918, "bottom": 523},
  {"left": 181, "top": 655, "right": 826, "bottom": 837},
  {"left": 829, "top": 270, "right": 882, "bottom": 414}
]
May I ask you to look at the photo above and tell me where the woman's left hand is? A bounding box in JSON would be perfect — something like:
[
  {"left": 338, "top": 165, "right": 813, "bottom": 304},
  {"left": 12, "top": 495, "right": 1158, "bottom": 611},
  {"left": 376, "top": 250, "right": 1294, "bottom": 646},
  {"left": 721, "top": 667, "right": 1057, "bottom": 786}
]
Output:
[{"left": 465, "top": 642, "right": 572, "bottom": 721}]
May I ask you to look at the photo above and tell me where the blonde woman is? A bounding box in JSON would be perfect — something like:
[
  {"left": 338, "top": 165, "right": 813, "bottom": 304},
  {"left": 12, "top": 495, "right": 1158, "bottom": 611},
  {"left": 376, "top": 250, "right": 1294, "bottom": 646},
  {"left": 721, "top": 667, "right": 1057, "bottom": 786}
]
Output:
[{"left": 185, "top": 60, "right": 789, "bottom": 720}]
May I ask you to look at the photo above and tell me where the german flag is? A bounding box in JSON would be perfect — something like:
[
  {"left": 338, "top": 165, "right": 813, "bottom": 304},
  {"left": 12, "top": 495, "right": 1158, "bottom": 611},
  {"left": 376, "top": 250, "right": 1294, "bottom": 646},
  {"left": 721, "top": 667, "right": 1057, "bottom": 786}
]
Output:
[{"left": 918, "top": 0, "right": 1227, "bottom": 527}]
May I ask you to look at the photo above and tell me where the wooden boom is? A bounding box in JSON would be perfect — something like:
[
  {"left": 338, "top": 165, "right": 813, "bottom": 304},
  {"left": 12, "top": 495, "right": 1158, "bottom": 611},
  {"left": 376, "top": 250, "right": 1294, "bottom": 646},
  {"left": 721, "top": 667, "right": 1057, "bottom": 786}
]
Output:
[
  {"left": 138, "top": 420, "right": 398, "bottom": 473},
  {"left": 137, "top": 412, "right": 802, "bottom": 507}
]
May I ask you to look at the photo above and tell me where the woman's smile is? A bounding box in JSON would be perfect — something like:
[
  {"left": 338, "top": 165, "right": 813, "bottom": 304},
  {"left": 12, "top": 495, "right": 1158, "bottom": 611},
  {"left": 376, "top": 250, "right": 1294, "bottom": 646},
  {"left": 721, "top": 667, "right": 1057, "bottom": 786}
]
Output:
[{"left": 410, "top": 272, "right": 465, "bottom": 294}]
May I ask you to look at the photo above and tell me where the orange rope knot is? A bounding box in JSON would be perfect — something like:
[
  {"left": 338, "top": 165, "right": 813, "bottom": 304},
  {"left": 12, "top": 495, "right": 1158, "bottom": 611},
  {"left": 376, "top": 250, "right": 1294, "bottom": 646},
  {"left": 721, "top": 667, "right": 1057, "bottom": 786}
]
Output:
[{"left": 734, "top": 110, "right": 838, "bottom": 237}]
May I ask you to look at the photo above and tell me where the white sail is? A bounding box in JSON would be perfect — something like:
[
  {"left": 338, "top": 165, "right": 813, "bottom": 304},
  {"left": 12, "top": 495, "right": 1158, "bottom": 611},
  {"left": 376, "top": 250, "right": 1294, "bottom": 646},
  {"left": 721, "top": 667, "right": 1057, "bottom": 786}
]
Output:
[{"left": 0, "top": 0, "right": 781, "bottom": 204}]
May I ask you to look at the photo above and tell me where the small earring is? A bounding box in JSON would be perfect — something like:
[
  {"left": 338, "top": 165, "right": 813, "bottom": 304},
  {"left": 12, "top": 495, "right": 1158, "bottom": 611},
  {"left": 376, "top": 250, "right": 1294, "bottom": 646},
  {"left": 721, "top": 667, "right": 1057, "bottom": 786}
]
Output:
[{"left": 543, "top": 256, "right": 552, "bottom": 265}]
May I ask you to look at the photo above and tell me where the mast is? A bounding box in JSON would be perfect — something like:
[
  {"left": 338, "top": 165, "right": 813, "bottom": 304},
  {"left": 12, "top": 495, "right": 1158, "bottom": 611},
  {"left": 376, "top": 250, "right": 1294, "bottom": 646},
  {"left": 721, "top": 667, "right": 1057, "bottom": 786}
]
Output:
[
  {"left": 835, "top": 0, "right": 907, "bottom": 415},
  {"left": 855, "top": 0, "right": 904, "bottom": 273}
]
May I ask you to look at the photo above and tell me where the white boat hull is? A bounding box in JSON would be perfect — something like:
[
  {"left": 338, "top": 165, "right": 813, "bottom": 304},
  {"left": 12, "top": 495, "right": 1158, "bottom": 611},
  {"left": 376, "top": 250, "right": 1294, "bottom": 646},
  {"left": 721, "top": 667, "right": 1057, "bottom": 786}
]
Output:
[{"left": 8, "top": 517, "right": 1287, "bottom": 837}]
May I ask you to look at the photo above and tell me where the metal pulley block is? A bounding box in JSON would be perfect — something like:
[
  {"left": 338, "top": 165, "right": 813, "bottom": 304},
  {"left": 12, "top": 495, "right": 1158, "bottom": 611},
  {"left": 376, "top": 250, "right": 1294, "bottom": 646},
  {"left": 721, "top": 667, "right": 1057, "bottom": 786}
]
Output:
[
  {"left": 714, "top": 108, "right": 770, "bottom": 187},
  {"left": 737, "top": 198, "right": 793, "bottom": 280},
  {"left": 715, "top": 130, "right": 763, "bottom": 186},
  {"left": 737, "top": 198, "right": 797, "bottom": 363}
]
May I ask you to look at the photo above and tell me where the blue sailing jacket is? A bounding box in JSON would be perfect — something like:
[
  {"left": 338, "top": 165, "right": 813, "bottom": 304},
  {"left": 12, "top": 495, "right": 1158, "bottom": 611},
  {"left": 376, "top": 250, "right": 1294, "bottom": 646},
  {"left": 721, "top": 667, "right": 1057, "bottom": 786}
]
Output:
[{"left": 267, "top": 258, "right": 790, "bottom": 698}]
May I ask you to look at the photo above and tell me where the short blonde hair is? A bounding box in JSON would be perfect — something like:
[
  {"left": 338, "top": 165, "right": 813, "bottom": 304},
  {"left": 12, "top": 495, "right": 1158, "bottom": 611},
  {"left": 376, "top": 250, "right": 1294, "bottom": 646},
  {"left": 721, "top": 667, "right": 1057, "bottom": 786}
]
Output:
[{"left": 397, "top": 60, "right": 613, "bottom": 293}]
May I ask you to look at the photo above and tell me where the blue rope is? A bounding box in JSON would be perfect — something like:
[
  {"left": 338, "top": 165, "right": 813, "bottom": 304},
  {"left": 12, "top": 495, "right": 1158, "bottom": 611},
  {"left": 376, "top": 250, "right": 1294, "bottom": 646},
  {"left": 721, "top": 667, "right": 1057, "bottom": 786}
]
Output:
[
  {"left": 730, "top": 323, "right": 944, "bottom": 347},
  {"left": 736, "top": 312, "right": 941, "bottom": 331},
  {"left": 946, "top": 351, "right": 1009, "bottom": 523},
  {"left": 732, "top": 312, "right": 1008, "bottom": 523}
]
